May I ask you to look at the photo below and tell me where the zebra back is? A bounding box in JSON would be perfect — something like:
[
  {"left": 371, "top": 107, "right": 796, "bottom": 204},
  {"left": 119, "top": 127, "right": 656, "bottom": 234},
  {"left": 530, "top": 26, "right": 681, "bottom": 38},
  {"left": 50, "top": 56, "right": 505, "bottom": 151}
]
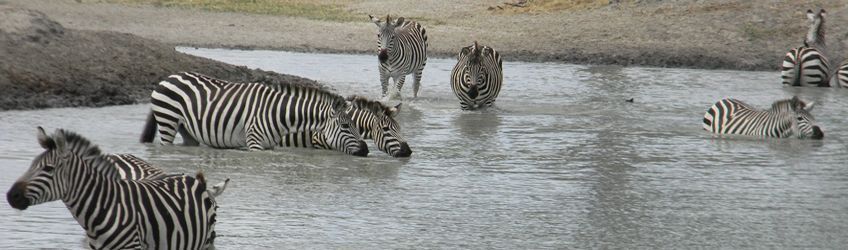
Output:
[{"left": 450, "top": 41, "right": 504, "bottom": 110}]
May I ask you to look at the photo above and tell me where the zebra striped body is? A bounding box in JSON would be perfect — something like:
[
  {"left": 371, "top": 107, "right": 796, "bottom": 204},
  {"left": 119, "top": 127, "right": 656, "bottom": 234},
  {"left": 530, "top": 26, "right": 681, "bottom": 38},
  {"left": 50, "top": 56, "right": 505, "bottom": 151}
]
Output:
[
  {"left": 109, "top": 153, "right": 229, "bottom": 197},
  {"left": 450, "top": 41, "right": 503, "bottom": 110},
  {"left": 781, "top": 46, "right": 830, "bottom": 87},
  {"left": 781, "top": 9, "right": 830, "bottom": 87},
  {"left": 702, "top": 97, "right": 823, "bottom": 139},
  {"left": 370, "top": 14, "right": 428, "bottom": 99},
  {"left": 141, "top": 72, "right": 367, "bottom": 156},
  {"left": 278, "top": 96, "right": 412, "bottom": 157},
  {"left": 834, "top": 61, "right": 848, "bottom": 88},
  {"left": 8, "top": 128, "right": 221, "bottom": 249}
]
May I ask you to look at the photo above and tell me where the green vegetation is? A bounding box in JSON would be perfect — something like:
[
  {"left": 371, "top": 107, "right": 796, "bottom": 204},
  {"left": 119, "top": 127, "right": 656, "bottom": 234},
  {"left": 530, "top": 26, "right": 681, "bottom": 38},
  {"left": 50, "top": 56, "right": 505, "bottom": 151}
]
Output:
[{"left": 84, "top": 0, "right": 360, "bottom": 22}]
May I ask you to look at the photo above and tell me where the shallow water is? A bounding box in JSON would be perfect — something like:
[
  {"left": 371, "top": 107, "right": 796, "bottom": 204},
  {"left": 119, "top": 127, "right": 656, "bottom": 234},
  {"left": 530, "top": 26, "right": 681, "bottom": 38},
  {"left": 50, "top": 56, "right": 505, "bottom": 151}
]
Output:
[{"left": 1, "top": 48, "right": 847, "bottom": 248}]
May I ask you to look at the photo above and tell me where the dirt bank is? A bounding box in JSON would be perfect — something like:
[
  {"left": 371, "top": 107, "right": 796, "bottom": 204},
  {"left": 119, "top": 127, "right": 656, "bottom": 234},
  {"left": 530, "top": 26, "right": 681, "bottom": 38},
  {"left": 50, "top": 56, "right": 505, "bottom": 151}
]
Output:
[
  {"left": 7, "top": 0, "right": 848, "bottom": 71},
  {"left": 0, "top": 6, "right": 319, "bottom": 111}
]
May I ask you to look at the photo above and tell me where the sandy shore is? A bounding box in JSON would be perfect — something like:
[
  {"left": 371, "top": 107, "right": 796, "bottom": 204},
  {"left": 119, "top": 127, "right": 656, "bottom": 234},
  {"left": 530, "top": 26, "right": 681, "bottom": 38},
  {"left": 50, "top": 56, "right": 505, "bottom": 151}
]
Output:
[{"left": 7, "top": 0, "right": 848, "bottom": 71}]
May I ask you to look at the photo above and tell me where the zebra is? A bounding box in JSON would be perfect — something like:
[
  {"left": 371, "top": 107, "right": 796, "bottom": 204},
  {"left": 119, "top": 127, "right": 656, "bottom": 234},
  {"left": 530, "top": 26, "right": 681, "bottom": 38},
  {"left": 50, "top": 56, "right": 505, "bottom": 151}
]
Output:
[
  {"left": 834, "top": 61, "right": 848, "bottom": 88},
  {"left": 450, "top": 41, "right": 503, "bottom": 110},
  {"left": 278, "top": 96, "right": 412, "bottom": 157},
  {"left": 140, "top": 72, "right": 368, "bottom": 156},
  {"left": 781, "top": 9, "right": 830, "bottom": 87},
  {"left": 346, "top": 96, "right": 411, "bottom": 157},
  {"left": 369, "top": 14, "right": 428, "bottom": 99},
  {"left": 7, "top": 127, "right": 223, "bottom": 249},
  {"left": 702, "top": 96, "right": 823, "bottom": 139},
  {"left": 109, "top": 153, "right": 229, "bottom": 197}
]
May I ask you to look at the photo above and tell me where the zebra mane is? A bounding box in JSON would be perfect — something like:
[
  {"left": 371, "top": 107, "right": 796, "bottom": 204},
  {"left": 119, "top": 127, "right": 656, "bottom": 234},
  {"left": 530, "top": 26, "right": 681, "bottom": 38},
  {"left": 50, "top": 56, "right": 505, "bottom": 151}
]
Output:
[
  {"left": 52, "top": 129, "right": 119, "bottom": 180},
  {"left": 346, "top": 95, "right": 394, "bottom": 117},
  {"left": 770, "top": 96, "right": 803, "bottom": 112}
]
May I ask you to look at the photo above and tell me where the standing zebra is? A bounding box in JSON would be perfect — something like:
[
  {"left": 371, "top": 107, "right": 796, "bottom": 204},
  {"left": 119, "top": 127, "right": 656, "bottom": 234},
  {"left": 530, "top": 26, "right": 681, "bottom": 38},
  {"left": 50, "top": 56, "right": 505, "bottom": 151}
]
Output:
[
  {"left": 781, "top": 9, "right": 830, "bottom": 87},
  {"left": 140, "top": 72, "right": 368, "bottom": 156},
  {"left": 7, "top": 127, "right": 223, "bottom": 249},
  {"left": 109, "top": 153, "right": 229, "bottom": 197},
  {"left": 278, "top": 96, "right": 412, "bottom": 157},
  {"left": 369, "top": 14, "right": 428, "bottom": 99},
  {"left": 702, "top": 96, "right": 823, "bottom": 139},
  {"left": 450, "top": 41, "right": 503, "bottom": 110}
]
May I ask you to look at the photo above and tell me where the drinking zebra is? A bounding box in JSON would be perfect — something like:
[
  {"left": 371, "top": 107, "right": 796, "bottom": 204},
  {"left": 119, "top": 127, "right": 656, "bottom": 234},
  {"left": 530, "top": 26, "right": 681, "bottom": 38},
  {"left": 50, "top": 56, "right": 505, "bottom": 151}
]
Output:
[
  {"left": 7, "top": 127, "right": 223, "bottom": 249},
  {"left": 278, "top": 96, "right": 412, "bottom": 157},
  {"left": 109, "top": 153, "right": 229, "bottom": 197},
  {"left": 140, "top": 72, "right": 368, "bottom": 156},
  {"left": 346, "top": 96, "right": 411, "bottom": 157},
  {"left": 702, "top": 96, "right": 823, "bottom": 139},
  {"left": 369, "top": 14, "right": 428, "bottom": 99},
  {"left": 450, "top": 41, "right": 503, "bottom": 110},
  {"left": 781, "top": 9, "right": 830, "bottom": 87}
]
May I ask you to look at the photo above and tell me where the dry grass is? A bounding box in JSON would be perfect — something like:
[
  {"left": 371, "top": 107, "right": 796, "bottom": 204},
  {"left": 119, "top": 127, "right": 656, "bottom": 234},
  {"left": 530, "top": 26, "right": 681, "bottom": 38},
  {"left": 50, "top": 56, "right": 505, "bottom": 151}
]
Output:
[{"left": 82, "top": 0, "right": 360, "bottom": 22}]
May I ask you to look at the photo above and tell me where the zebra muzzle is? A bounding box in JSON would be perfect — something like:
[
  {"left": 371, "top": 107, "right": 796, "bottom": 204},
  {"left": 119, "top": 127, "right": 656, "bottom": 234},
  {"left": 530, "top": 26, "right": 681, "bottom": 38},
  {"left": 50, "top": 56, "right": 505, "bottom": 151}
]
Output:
[
  {"left": 378, "top": 49, "right": 388, "bottom": 62},
  {"left": 467, "top": 84, "right": 479, "bottom": 99},
  {"left": 811, "top": 126, "right": 824, "bottom": 139},
  {"left": 7, "top": 182, "right": 30, "bottom": 210}
]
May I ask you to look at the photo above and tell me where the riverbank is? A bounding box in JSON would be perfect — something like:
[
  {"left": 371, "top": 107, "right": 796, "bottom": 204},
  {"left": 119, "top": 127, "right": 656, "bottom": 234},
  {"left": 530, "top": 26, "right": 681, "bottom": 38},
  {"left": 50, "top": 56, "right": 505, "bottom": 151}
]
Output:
[
  {"left": 7, "top": 0, "right": 848, "bottom": 71},
  {"left": 0, "top": 5, "right": 319, "bottom": 111}
]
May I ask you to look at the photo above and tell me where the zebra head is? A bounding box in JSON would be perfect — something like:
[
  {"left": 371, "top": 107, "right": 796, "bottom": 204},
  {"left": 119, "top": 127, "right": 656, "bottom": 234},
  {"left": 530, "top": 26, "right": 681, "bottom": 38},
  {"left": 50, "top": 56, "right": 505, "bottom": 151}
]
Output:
[
  {"left": 788, "top": 96, "right": 823, "bottom": 139},
  {"left": 369, "top": 14, "right": 405, "bottom": 63},
  {"left": 805, "top": 9, "right": 826, "bottom": 49},
  {"left": 7, "top": 127, "right": 106, "bottom": 210},
  {"left": 347, "top": 96, "right": 412, "bottom": 157},
  {"left": 319, "top": 100, "right": 369, "bottom": 156},
  {"left": 459, "top": 41, "right": 488, "bottom": 100}
]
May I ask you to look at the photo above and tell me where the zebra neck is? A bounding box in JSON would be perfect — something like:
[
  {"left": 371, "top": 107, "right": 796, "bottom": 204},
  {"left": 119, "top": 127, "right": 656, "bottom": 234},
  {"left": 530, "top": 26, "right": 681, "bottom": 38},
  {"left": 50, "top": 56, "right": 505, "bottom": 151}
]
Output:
[
  {"left": 63, "top": 165, "right": 121, "bottom": 233},
  {"left": 311, "top": 132, "right": 330, "bottom": 149}
]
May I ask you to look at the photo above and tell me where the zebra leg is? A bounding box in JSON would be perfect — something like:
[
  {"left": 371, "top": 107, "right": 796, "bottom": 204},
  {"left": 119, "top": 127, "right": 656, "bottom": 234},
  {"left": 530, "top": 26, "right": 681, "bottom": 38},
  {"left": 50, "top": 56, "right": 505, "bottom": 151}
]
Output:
[
  {"left": 154, "top": 116, "right": 180, "bottom": 145},
  {"left": 178, "top": 124, "right": 200, "bottom": 146},
  {"left": 391, "top": 76, "right": 406, "bottom": 100},
  {"left": 412, "top": 64, "right": 424, "bottom": 98},
  {"left": 380, "top": 69, "right": 390, "bottom": 98}
]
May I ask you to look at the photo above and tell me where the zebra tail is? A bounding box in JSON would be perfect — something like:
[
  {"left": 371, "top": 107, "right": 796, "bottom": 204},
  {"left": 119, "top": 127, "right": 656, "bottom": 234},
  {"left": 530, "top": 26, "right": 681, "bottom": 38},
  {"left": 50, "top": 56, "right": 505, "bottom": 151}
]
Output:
[
  {"left": 702, "top": 105, "right": 716, "bottom": 132},
  {"left": 792, "top": 50, "right": 802, "bottom": 86},
  {"left": 140, "top": 111, "right": 157, "bottom": 143}
]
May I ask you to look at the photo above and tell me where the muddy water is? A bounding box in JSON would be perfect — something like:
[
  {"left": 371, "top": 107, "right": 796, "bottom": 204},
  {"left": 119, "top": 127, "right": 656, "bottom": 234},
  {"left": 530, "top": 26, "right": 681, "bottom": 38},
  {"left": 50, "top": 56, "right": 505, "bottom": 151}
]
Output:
[{"left": 1, "top": 48, "right": 846, "bottom": 248}]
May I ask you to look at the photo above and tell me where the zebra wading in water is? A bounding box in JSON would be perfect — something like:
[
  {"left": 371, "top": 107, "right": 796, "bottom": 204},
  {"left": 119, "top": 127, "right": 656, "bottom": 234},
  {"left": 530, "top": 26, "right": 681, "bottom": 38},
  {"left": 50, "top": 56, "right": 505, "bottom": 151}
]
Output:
[
  {"left": 7, "top": 127, "right": 224, "bottom": 249},
  {"left": 781, "top": 9, "right": 830, "bottom": 87},
  {"left": 346, "top": 96, "right": 411, "bottom": 157},
  {"left": 369, "top": 14, "right": 428, "bottom": 99},
  {"left": 450, "top": 41, "right": 503, "bottom": 110},
  {"left": 702, "top": 97, "right": 823, "bottom": 139},
  {"left": 140, "top": 72, "right": 368, "bottom": 156},
  {"left": 278, "top": 96, "right": 412, "bottom": 157}
]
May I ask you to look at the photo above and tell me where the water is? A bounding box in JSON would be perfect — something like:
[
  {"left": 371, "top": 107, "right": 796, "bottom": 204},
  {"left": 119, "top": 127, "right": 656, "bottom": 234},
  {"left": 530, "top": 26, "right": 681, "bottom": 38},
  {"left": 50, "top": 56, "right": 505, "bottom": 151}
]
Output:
[{"left": 2, "top": 48, "right": 847, "bottom": 248}]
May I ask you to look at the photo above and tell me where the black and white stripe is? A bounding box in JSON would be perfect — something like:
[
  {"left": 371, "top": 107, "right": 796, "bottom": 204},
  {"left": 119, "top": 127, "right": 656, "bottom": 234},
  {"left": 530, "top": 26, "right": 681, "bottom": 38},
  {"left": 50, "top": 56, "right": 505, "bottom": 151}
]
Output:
[
  {"left": 833, "top": 60, "right": 848, "bottom": 88},
  {"left": 702, "top": 97, "right": 823, "bottom": 139},
  {"left": 781, "top": 9, "right": 830, "bottom": 87},
  {"left": 7, "top": 127, "right": 222, "bottom": 249},
  {"left": 369, "top": 14, "right": 428, "bottom": 99},
  {"left": 140, "top": 72, "right": 367, "bottom": 155},
  {"left": 450, "top": 41, "right": 503, "bottom": 110}
]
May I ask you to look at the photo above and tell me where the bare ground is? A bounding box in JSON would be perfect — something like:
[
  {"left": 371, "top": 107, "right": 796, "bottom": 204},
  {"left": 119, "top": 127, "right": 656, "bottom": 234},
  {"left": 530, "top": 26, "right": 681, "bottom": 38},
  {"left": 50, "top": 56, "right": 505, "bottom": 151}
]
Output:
[
  {"left": 0, "top": 5, "right": 319, "bottom": 111},
  {"left": 7, "top": 0, "right": 848, "bottom": 71}
]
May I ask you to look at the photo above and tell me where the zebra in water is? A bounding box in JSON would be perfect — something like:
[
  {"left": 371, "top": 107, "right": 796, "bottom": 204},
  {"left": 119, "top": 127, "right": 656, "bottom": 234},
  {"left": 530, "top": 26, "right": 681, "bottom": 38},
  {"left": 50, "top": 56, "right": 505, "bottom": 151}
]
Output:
[
  {"left": 702, "top": 96, "right": 823, "bottom": 139},
  {"left": 109, "top": 153, "right": 229, "bottom": 197},
  {"left": 7, "top": 127, "right": 224, "bottom": 249},
  {"left": 450, "top": 41, "right": 503, "bottom": 110},
  {"left": 369, "top": 14, "right": 428, "bottom": 99},
  {"left": 278, "top": 96, "right": 412, "bottom": 157},
  {"left": 833, "top": 62, "right": 848, "bottom": 88},
  {"left": 346, "top": 96, "right": 411, "bottom": 157},
  {"left": 140, "top": 72, "right": 368, "bottom": 156},
  {"left": 781, "top": 9, "right": 830, "bottom": 87}
]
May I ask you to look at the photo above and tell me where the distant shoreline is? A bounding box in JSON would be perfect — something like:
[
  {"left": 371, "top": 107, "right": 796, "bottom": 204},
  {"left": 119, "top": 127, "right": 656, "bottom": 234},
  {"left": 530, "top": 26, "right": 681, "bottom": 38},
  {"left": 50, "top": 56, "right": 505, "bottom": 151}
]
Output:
[{"left": 10, "top": 0, "right": 847, "bottom": 72}]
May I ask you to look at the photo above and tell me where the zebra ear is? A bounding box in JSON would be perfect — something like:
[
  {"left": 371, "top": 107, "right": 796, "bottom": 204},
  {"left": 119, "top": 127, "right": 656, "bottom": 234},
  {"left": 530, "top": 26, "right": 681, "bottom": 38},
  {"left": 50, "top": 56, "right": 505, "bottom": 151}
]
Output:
[
  {"left": 52, "top": 129, "right": 68, "bottom": 154},
  {"left": 389, "top": 103, "right": 402, "bottom": 117},
  {"left": 37, "top": 126, "right": 55, "bottom": 150},
  {"left": 369, "top": 14, "right": 381, "bottom": 26},
  {"left": 394, "top": 17, "right": 405, "bottom": 27},
  {"left": 806, "top": 9, "right": 815, "bottom": 21},
  {"left": 804, "top": 101, "right": 815, "bottom": 111},
  {"left": 819, "top": 9, "right": 826, "bottom": 18}
]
